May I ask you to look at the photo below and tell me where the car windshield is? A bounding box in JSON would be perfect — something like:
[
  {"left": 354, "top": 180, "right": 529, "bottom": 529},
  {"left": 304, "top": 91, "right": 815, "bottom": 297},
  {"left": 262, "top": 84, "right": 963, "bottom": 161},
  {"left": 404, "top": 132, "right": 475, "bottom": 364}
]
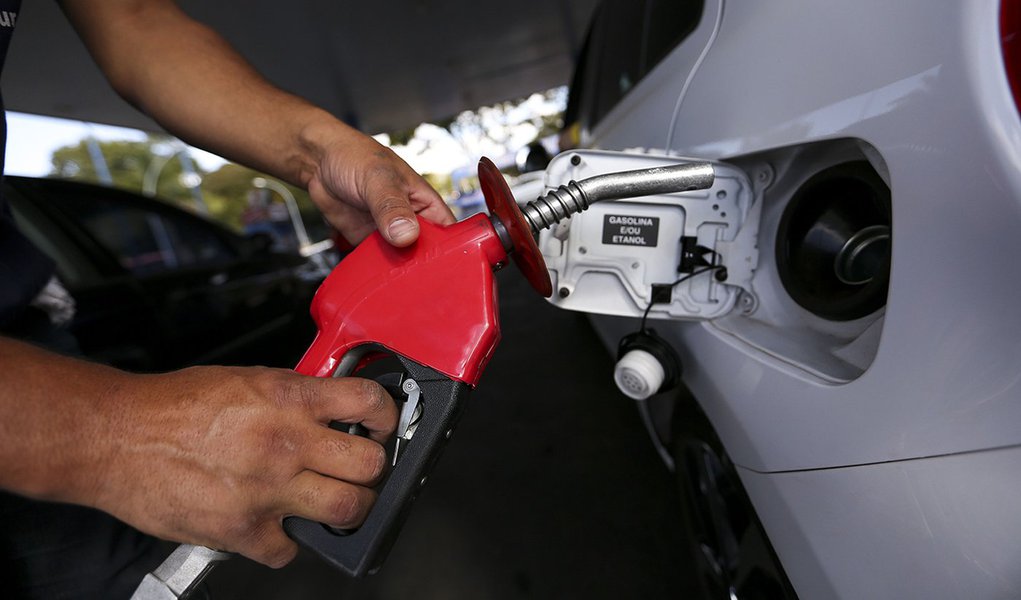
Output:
[{"left": 52, "top": 191, "right": 238, "bottom": 277}]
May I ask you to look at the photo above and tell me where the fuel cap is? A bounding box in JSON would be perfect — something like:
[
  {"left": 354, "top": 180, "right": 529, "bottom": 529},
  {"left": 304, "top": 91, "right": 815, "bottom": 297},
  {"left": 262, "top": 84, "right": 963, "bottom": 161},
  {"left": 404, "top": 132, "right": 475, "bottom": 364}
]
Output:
[
  {"left": 614, "top": 349, "right": 666, "bottom": 400},
  {"left": 614, "top": 330, "right": 681, "bottom": 400}
]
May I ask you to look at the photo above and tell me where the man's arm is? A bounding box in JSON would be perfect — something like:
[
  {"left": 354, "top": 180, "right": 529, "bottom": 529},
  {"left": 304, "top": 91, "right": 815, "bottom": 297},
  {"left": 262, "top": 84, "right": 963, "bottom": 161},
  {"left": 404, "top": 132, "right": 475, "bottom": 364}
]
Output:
[
  {"left": 7, "top": 1, "right": 450, "bottom": 567},
  {"left": 58, "top": 0, "right": 455, "bottom": 246},
  {"left": 0, "top": 337, "right": 397, "bottom": 567}
]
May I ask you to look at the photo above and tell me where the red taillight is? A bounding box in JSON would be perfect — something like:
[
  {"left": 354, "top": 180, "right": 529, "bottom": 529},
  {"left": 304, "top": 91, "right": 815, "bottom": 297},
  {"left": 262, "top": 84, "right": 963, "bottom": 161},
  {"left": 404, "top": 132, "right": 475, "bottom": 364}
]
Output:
[{"left": 1002, "top": 0, "right": 1021, "bottom": 111}]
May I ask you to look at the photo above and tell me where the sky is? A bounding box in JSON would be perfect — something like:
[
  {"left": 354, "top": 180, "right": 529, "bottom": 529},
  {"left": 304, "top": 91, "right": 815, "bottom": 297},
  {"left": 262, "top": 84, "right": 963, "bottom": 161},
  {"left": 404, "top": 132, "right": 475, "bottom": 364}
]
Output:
[{"left": 5, "top": 88, "right": 566, "bottom": 180}]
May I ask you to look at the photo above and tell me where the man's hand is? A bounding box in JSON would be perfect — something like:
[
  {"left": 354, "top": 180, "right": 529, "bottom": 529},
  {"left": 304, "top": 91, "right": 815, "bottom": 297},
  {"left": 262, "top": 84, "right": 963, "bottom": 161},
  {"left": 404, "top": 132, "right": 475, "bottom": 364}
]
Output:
[
  {"left": 61, "top": 0, "right": 456, "bottom": 249},
  {"left": 304, "top": 126, "right": 456, "bottom": 247},
  {"left": 96, "top": 366, "right": 397, "bottom": 567},
  {"left": 0, "top": 339, "right": 397, "bottom": 568}
]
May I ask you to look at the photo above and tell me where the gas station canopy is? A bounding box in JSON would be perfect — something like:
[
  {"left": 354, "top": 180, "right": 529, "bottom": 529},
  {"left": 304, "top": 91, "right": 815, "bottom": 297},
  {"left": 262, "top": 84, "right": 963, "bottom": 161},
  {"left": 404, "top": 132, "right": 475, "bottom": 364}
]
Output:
[{"left": 3, "top": 0, "right": 599, "bottom": 135}]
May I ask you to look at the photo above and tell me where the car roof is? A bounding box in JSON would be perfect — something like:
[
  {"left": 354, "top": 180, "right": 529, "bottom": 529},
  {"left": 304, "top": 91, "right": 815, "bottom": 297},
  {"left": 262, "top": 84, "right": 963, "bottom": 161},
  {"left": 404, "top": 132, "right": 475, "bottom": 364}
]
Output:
[{"left": 4, "top": 175, "right": 243, "bottom": 241}]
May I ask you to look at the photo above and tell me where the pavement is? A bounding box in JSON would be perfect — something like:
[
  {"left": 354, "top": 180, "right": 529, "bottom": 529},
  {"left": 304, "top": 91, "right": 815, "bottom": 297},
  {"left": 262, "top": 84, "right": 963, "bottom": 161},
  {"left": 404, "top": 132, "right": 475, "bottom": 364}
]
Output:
[{"left": 205, "top": 269, "right": 697, "bottom": 599}]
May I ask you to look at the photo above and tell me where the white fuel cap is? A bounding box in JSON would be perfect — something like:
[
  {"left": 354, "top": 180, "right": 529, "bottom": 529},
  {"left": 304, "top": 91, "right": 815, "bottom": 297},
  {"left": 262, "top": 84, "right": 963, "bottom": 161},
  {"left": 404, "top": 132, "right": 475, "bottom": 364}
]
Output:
[{"left": 614, "top": 349, "right": 666, "bottom": 400}]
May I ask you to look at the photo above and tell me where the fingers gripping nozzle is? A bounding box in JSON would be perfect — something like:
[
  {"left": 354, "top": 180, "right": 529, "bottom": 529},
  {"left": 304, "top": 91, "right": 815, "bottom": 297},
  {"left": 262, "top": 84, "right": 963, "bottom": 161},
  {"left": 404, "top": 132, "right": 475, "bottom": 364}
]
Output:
[{"left": 284, "top": 355, "right": 472, "bottom": 578}]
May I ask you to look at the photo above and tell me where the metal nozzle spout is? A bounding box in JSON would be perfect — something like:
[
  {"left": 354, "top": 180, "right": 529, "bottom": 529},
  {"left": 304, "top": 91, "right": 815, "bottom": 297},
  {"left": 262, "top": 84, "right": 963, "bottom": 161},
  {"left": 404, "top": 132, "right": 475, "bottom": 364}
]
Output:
[{"left": 520, "top": 161, "right": 715, "bottom": 234}]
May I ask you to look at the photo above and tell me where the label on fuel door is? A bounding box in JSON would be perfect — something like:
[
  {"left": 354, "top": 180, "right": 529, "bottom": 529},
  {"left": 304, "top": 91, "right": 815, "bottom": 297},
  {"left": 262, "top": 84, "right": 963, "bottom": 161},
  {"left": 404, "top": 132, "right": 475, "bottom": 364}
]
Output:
[{"left": 601, "top": 215, "right": 660, "bottom": 247}]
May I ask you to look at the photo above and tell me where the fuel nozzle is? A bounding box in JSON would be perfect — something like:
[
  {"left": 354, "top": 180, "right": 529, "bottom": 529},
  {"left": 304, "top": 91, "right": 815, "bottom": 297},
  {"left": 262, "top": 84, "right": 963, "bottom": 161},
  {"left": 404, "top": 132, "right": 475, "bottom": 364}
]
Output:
[
  {"left": 519, "top": 160, "right": 715, "bottom": 233},
  {"left": 478, "top": 156, "right": 716, "bottom": 298}
]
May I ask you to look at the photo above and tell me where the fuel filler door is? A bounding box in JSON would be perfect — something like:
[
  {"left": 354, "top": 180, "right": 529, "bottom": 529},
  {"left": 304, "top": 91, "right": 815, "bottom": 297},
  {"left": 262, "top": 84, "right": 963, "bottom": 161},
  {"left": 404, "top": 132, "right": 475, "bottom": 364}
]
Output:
[{"left": 537, "top": 150, "right": 760, "bottom": 322}]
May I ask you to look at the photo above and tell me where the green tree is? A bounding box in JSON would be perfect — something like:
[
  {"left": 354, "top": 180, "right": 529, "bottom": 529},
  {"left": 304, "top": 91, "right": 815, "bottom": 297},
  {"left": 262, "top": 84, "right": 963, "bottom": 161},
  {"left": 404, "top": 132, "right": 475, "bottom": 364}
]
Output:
[{"left": 50, "top": 134, "right": 201, "bottom": 208}]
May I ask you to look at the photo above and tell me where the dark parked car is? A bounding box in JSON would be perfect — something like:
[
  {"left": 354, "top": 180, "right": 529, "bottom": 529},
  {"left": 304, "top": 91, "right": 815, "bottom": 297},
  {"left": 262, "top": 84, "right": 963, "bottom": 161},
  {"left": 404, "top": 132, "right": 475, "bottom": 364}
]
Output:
[{"left": 6, "top": 176, "right": 322, "bottom": 371}]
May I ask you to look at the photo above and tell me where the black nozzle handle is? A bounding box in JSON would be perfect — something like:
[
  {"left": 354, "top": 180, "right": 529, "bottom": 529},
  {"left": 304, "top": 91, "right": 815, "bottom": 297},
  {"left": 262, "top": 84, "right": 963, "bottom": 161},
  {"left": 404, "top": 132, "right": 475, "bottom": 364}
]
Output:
[{"left": 283, "top": 354, "right": 471, "bottom": 577}]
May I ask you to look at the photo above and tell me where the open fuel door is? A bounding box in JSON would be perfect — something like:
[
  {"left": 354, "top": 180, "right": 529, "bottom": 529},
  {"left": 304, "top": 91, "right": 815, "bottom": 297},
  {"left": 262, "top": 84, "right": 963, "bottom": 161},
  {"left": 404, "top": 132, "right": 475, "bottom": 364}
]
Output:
[{"left": 538, "top": 150, "right": 760, "bottom": 322}]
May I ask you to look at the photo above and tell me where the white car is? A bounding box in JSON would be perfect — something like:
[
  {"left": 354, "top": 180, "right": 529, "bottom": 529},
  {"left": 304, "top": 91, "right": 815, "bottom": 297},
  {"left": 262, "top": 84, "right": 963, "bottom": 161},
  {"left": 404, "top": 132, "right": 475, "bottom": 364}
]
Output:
[{"left": 534, "top": 1, "right": 1021, "bottom": 598}]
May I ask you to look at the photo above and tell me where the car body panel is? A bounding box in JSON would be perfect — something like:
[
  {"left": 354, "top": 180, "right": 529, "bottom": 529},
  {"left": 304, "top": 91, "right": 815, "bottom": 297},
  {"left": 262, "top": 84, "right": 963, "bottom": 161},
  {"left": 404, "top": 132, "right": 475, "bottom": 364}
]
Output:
[
  {"left": 579, "top": 0, "right": 721, "bottom": 150},
  {"left": 559, "top": 0, "right": 1021, "bottom": 597},
  {"left": 585, "top": 0, "right": 1021, "bottom": 473},
  {"left": 740, "top": 445, "right": 1021, "bottom": 599}
]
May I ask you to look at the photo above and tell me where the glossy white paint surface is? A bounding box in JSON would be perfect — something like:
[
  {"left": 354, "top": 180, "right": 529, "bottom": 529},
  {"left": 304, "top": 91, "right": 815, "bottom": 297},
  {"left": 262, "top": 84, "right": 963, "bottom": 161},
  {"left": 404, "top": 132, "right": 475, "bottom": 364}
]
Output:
[
  {"left": 574, "top": 1, "right": 1021, "bottom": 597},
  {"left": 590, "top": 0, "right": 1021, "bottom": 473}
]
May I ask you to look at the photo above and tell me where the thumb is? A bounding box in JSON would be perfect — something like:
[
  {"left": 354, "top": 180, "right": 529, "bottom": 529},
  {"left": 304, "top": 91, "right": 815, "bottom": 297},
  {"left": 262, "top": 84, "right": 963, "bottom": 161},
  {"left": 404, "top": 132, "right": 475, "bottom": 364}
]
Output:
[{"left": 366, "top": 182, "right": 420, "bottom": 247}]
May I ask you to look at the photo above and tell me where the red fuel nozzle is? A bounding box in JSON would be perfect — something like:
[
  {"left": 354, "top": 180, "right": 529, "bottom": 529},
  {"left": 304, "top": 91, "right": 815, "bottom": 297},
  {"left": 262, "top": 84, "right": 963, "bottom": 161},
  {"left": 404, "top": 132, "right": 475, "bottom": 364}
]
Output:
[{"left": 296, "top": 156, "right": 549, "bottom": 386}]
